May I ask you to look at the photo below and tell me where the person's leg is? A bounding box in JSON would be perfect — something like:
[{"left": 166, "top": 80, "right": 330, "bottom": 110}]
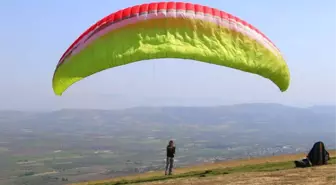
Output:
[
  {"left": 169, "top": 157, "right": 174, "bottom": 175},
  {"left": 165, "top": 157, "right": 169, "bottom": 175}
]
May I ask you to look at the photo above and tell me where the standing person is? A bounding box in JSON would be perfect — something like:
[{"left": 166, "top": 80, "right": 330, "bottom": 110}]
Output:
[{"left": 165, "top": 140, "right": 176, "bottom": 175}]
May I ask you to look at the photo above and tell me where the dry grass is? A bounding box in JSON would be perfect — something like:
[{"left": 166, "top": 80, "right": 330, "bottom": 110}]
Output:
[
  {"left": 70, "top": 150, "right": 336, "bottom": 185},
  {"left": 139, "top": 165, "right": 336, "bottom": 185}
]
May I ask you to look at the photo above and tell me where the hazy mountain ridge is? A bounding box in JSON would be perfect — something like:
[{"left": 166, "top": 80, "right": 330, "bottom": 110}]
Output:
[{"left": 0, "top": 103, "right": 334, "bottom": 133}]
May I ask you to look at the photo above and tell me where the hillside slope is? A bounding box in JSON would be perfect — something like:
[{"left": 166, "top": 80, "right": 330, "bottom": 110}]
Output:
[
  {"left": 139, "top": 165, "right": 336, "bottom": 185},
  {"left": 71, "top": 150, "right": 336, "bottom": 185}
]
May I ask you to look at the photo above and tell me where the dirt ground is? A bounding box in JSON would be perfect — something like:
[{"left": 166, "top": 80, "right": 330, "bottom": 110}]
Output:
[
  {"left": 151, "top": 151, "right": 336, "bottom": 176},
  {"left": 139, "top": 165, "right": 336, "bottom": 185},
  {"left": 71, "top": 151, "right": 336, "bottom": 185}
]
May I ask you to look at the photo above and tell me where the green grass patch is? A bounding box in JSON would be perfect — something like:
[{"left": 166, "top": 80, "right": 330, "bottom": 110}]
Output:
[{"left": 93, "top": 157, "right": 336, "bottom": 185}]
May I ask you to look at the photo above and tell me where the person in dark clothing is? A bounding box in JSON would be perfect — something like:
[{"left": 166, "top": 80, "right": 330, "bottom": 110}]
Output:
[
  {"left": 307, "top": 141, "right": 330, "bottom": 166},
  {"left": 165, "top": 140, "right": 176, "bottom": 175},
  {"left": 294, "top": 141, "right": 330, "bottom": 168}
]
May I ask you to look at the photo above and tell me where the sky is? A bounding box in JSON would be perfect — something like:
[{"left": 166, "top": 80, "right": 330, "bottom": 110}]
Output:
[{"left": 0, "top": 0, "right": 335, "bottom": 110}]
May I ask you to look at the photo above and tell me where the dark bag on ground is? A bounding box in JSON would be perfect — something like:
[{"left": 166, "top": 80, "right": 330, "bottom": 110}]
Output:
[{"left": 294, "top": 158, "right": 311, "bottom": 168}]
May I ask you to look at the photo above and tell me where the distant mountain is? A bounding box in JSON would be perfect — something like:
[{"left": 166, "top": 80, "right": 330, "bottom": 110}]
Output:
[
  {"left": 308, "top": 105, "right": 336, "bottom": 115},
  {"left": 0, "top": 103, "right": 334, "bottom": 134}
]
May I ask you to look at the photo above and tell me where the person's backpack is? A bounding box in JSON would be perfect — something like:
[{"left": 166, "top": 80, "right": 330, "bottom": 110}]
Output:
[{"left": 308, "top": 141, "right": 329, "bottom": 166}]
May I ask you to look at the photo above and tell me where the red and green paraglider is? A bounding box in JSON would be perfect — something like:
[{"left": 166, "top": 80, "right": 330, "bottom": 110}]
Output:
[{"left": 52, "top": 1, "right": 290, "bottom": 95}]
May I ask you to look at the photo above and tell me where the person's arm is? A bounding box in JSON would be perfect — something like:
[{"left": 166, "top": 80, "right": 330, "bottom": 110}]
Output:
[{"left": 173, "top": 147, "right": 176, "bottom": 154}]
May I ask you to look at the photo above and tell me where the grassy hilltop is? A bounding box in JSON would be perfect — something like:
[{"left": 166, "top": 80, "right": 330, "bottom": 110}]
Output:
[{"left": 70, "top": 150, "right": 336, "bottom": 185}]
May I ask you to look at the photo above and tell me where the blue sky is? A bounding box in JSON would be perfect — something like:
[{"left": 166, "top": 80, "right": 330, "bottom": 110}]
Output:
[{"left": 0, "top": 0, "right": 335, "bottom": 110}]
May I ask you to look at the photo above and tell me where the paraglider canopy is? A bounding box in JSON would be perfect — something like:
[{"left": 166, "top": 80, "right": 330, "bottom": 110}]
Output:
[{"left": 52, "top": 1, "right": 290, "bottom": 96}]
